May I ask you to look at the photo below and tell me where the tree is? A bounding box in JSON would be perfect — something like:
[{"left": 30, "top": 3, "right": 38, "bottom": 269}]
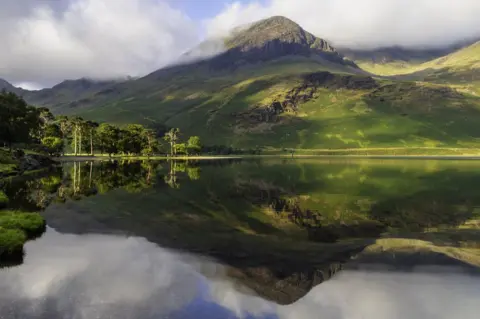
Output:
[
  {"left": 142, "top": 129, "right": 159, "bottom": 157},
  {"left": 43, "top": 123, "right": 62, "bottom": 138},
  {"left": 96, "top": 123, "right": 120, "bottom": 156},
  {"left": 85, "top": 120, "right": 99, "bottom": 155},
  {"left": 57, "top": 116, "right": 72, "bottom": 155},
  {"left": 174, "top": 143, "right": 186, "bottom": 155},
  {"left": 164, "top": 128, "right": 180, "bottom": 157},
  {"left": 0, "top": 91, "right": 41, "bottom": 151},
  {"left": 41, "top": 137, "right": 63, "bottom": 156},
  {"left": 186, "top": 136, "right": 201, "bottom": 155},
  {"left": 69, "top": 117, "right": 86, "bottom": 155},
  {"left": 119, "top": 124, "right": 146, "bottom": 155}
]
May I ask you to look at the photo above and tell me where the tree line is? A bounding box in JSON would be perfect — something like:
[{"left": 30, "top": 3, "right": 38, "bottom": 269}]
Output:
[{"left": 0, "top": 90, "right": 202, "bottom": 157}]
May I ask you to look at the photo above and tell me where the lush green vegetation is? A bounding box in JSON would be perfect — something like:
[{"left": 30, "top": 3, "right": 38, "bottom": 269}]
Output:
[
  {"left": 0, "top": 211, "right": 45, "bottom": 237},
  {"left": 0, "top": 229, "right": 26, "bottom": 256},
  {"left": 0, "top": 201, "right": 45, "bottom": 263},
  {"left": 0, "top": 90, "right": 219, "bottom": 161},
  {"left": 50, "top": 63, "right": 480, "bottom": 151},
  {"left": 0, "top": 191, "right": 8, "bottom": 208}
]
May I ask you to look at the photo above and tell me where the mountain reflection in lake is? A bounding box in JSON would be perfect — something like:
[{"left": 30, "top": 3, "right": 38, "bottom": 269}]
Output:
[
  {"left": 1, "top": 158, "right": 480, "bottom": 318},
  {"left": 0, "top": 228, "right": 478, "bottom": 319}
]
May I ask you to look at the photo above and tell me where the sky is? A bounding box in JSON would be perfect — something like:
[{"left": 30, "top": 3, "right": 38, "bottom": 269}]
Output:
[{"left": 1, "top": 0, "right": 479, "bottom": 89}]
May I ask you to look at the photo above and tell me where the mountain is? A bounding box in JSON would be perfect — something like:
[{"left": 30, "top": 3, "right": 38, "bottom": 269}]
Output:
[
  {"left": 338, "top": 38, "right": 478, "bottom": 65},
  {"left": 0, "top": 79, "right": 23, "bottom": 94},
  {"left": 356, "top": 40, "right": 480, "bottom": 95},
  {"left": 219, "top": 16, "right": 356, "bottom": 68},
  {"left": 338, "top": 46, "right": 454, "bottom": 65},
  {"left": 412, "top": 40, "right": 480, "bottom": 84},
  {"left": 22, "top": 78, "right": 126, "bottom": 112},
  {"left": 4, "top": 16, "right": 480, "bottom": 150},
  {"left": 347, "top": 40, "right": 480, "bottom": 79}
]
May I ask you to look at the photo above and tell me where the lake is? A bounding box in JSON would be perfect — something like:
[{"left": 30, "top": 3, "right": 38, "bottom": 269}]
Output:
[{"left": 0, "top": 158, "right": 479, "bottom": 318}]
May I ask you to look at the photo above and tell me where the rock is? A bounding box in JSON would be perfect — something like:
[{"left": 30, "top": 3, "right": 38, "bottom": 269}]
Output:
[{"left": 18, "top": 154, "right": 56, "bottom": 173}]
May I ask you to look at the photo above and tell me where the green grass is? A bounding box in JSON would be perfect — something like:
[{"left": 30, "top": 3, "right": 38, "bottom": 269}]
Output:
[{"left": 0, "top": 209, "right": 46, "bottom": 263}]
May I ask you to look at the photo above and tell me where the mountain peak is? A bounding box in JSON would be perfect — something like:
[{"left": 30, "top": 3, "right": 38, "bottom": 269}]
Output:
[
  {"left": 226, "top": 15, "right": 333, "bottom": 52},
  {"left": 203, "top": 16, "right": 356, "bottom": 69}
]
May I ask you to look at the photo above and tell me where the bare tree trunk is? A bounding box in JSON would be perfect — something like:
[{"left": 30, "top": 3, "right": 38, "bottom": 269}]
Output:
[
  {"left": 74, "top": 127, "right": 78, "bottom": 155},
  {"left": 78, "top": 162, "right": 82, "bottom": 190},
  {"left": 90, "top": 130, "right": 94, "bottom": 155},
  {"left": 89, "top": 161, "right": 93, "bottom": 187},
  {"left": 79, "top": 129, "right": 82, "bottom": 155},
  {"left": 73, "top": 162, "right": 77, "bottom": 194}
]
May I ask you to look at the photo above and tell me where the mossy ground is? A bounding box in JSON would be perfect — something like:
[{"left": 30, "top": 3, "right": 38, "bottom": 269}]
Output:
[
  {"left": 0, "top": 191, "right": 46, "bottom": 264},
  {"left": 0, "top": 211, "right": 46, "bottom": 238}
]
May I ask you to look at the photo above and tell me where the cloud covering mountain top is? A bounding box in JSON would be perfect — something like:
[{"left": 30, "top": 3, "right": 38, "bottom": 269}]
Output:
[{"left": 1, "top": 0, "right": 479, "bottom": 88}]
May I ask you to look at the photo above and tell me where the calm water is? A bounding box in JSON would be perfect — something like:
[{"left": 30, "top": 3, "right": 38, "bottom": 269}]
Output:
[{"left": 0, "top": 159, "right": 479, "bottom": 318}]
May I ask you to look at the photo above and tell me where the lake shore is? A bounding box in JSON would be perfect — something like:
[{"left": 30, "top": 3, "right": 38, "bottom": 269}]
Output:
[
  {"left": 56, "top": 153, "right": 480, "bottom": 161},
  {"left": 54, "top": 147, "right": 480, "bottom": 161}
]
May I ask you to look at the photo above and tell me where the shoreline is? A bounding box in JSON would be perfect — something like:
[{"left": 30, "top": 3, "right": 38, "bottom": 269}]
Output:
[{"left": 55, "top": 154, "right": 480, "bottom": 161}]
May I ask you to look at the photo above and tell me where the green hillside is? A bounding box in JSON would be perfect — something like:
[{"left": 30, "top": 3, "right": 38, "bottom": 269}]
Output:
[
  {"left": 4, "top": 16, "right": 480, "bottom": 150},
  {"left": 359, "top": 41, "right": 480, "bottom": 94}
]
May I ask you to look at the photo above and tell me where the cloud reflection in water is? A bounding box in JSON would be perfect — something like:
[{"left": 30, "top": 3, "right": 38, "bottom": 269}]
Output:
[{"left": 0, "top": 228, "right": 479, "bottom": 319}]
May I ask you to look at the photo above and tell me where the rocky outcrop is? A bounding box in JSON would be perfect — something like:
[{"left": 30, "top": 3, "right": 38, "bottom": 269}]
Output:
[
  {"left": 5, "top": 151, "right": 57, "bottom": 176},
  {"left": 226, "top": 262, "right": 344, "bottom": 305},
  {"left": 234, "top": 71, "right": 378, "bottom": 124}
]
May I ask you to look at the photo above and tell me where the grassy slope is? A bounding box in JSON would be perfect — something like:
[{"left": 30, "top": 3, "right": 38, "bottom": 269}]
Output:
[
  {"left": 60, "top": 56, "right": 480, "bottom": 150},
  {"left": 360, "top": 41, "right": 480, "bottom": 95}
]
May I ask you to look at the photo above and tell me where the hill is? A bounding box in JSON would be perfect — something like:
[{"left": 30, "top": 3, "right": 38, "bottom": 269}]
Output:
[
  {"left": 339, "top": 46, "right": 455, "bottom": 65},
  {"left": 3, "top": 16, "right": 480, "bottom": 150},
  {"left": 356, "top": 41, "right": 480, "bottom": 95}
]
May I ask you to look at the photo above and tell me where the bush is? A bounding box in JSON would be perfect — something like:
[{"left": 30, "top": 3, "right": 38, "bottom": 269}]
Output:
[
  {"left": 41, "top": 137, "right": 63, "bottom": 156},
  {"left": 0, "top": 228, "right": 26, "bottom": 255},
  {"left": 0, "top": 192, "right": 8, "bottom": 209},
  {"left": 0, "top": 211, "right": 46, "bottom": 238}
]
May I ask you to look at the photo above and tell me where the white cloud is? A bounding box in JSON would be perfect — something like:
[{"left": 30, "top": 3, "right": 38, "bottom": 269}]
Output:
[
  {"left": 275, "top": 270, "right": 480, "bottom": 319},
  {"left": 2, "top": 0, "right": 480, "bottom": 89},
  {"left": 205, "top": 0, "right": 480, "bottom": 49},
  {"left": 0, "top": 0, "right": 200, "bottom": 88},
  {"left": 1, "top": 228, "right": 479, "bottom": 318}
]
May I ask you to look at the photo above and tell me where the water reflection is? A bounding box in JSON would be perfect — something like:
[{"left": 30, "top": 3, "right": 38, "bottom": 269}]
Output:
[
  {"left": 0, "top": 228, "right": 275, "bottom": 319},
  {"left": 0, "top": 228, "right": 478, "bottom": 319},
  {"left": 1, "top": 159, "right": 480, "bottom": 309}
]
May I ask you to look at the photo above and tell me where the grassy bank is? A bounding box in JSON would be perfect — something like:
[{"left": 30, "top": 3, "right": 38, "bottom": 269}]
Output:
[{"left": 0, "top": 192, "right": 46, "bottom": 264}]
